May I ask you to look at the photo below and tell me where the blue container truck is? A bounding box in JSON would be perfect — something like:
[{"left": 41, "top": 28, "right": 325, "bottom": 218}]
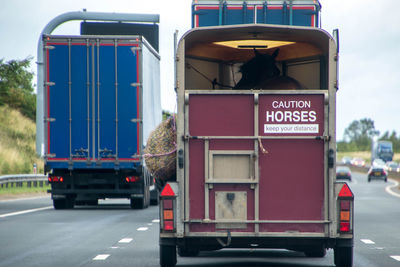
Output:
[
  {"left": 192, "top": 0, "right": 321, "bottom": 28},
  {"left": 43, "top": 35, "right": 162, "bottom": 209}
]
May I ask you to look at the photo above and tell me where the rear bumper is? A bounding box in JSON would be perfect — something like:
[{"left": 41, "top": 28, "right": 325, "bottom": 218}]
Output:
[{"left": 160, "top": 236, "right": 353, "bottom": 250}]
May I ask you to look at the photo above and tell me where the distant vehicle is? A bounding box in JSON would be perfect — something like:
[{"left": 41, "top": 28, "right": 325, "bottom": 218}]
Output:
[
  {"left": 336, "top": 166, "right": 352, "bottom": 181},
  {"left": 367, "top": 166, "right": 388, "bottom": 182},
  {"left": 351, "top": 158, "right": 365, "bottom": 167},
  {"left": 372, "top": 159, "right": 385, "bottom": 167},
  {"left": 371, "top": 139, "right": 394, "bottom": 163},
  {"left": 386, "top": 161, "right": 400, "bottom": 172},
  {"left": 341, "top": 157, "right": 352, "bottom": 165}
]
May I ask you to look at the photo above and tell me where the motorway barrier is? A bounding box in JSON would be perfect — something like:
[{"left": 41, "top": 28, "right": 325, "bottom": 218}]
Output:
[{"left": 0, "top": 174, "right": 48, "bottom": 189}]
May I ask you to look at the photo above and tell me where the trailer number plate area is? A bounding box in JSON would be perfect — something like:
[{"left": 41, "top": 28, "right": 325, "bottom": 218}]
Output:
[{"left": 215, "top": 191, "right": 247, "bottom": 229}]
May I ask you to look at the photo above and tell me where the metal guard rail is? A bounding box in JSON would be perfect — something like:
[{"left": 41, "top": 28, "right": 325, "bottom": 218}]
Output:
[{"left": 0, "top": 174, "right": 48, "bottom": 188}]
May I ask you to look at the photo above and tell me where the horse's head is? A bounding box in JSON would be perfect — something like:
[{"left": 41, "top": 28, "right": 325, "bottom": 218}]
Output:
[{"left": 235, "top": 48, "right": 281, "bottom": 89}]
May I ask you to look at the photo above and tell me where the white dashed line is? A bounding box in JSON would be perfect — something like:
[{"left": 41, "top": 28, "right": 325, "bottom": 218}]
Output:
[
  {"left": 385, "top": 179, "right": 400, "bottom": 198},
  {"left": 391, "top": 256, "right": 400, "bottom": 262},
  {"left": 119, "top": 238, "right": 133, "bottom": 243},
  {"left": 137, "top": 227, "right": 148, "bottom": 231},
  {"left": 361, "top": 239, "right": 375, "bottom": 244},
  {"left": 93, "top": 254, "right": 110, "bottom": 260},
  {"left": 0, "top": 206, "right": 52, "bottom": 218},
  {"left": 152, "top": 219, "right": 160, "bottom": 223}
]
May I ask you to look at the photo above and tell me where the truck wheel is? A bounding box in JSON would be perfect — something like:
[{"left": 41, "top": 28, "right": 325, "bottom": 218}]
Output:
[
  {"left": 53, "top": 196, "right": 74, "bottom": 209},
  {"left": 160, "top": 245, "right": 176, "bottom": 267},
  {"left": 53, "top": 199, "right": 66, "bottom": 209},
  {"left": 178, "top": 247, "right": 199, "bottom": 257},
  {"left": 130, "top": 197, "right": 145, "bottom": 209},
  {"left": 304, "top": 246, "right": 326, "bottom": 257},
  {"left": 65, "top": 196, "right": 75, "bottom": 209},
  {"left": 334, "top": 246, "right": 353, "bottom": 267}
]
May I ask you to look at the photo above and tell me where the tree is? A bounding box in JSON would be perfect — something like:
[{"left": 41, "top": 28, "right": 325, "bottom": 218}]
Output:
[
  {"left": 0, "top": 57, "right": 36, "bottom": 120},
  {"left": 343, "top": 118, "right": 379, "bottom": 151}
]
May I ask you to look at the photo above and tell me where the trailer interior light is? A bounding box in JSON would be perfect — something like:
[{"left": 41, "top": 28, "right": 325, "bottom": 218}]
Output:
[{"left": 213, "top": 40, "right": 295, "bottom": 50}]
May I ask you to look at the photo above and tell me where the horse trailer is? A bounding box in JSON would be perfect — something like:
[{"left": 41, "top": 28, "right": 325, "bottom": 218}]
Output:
[{"left": 159, "top": 22, "right": 353, "bottom": 267}]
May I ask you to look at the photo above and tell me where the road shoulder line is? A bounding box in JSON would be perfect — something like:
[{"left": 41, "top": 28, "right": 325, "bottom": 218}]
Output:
[{"left": 385, "top": 179, "right": 400, "bottom": 198}]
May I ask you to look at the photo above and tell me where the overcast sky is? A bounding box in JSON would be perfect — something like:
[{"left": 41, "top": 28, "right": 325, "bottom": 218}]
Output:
[{"left": 0, "top": 0, "right": 399, "bottom": 141}]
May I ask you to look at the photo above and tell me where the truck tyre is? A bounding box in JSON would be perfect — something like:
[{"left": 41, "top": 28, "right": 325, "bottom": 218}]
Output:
[
  {"left": 131, "top": 197, "right": 145, "bottom": 209},
  {"left": 53, "top": 199, "right": 67, "bottom": 210},
  {"left": 304, "top": 246, "right": 326, "bottom": 257},
  {"left": 160, "top": 245, "right": 176, "bottom": 267},
  {"left": 178, "top": 247, "right": 199, "bottom": 257},
  {"left": 53, "top": 196, "right": 74, "bottom": 209},
  {"left": 334, "top": 246, "right": 353, "bottom": 267},
  {"left": 131, "top": 185, "right": 150, "bottom": 209}
]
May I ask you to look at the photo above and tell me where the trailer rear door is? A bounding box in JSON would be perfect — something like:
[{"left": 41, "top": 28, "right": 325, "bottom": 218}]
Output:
[
  {"left": 44, "top": 37, "right": 141, "bottom": 168},
  {"left": 185, "top": 91, "right": 328, "bottom": 235}
]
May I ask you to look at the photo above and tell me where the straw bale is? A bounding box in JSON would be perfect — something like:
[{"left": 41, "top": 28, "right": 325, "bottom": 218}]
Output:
[{"left": 144, "top": 116, "right": 177, "bottom": 185}]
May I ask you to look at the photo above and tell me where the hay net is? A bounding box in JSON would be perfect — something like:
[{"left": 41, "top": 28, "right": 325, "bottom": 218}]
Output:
[{"left": 144, "top": 115, "right": 177, "bottom": 186}]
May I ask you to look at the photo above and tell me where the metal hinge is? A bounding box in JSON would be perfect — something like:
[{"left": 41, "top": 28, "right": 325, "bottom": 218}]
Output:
[
  {"left": 45, "top": 45, "right": 55, "bottom": 50},
  {"left": 45, "top": 118, "right": 56, "bottom": 122},
  {"left": 130, "top": 82, "right": 142, "bottom": 88},
  {"left": 47, "top": 153, "right": 56, "bottom": 158},
  {"left": 130, "top": 118, "right": 142, "bottom": 123},
  {"left": 45, "top": 82, "right": 55, "bottom": 86}
]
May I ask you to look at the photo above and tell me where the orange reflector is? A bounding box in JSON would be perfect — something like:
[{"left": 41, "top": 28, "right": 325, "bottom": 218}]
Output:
[
  {"left": 340, "top": 222, "right": 350, "bottom": 232},
  {"left": 163, "top": 210, "right": 174, "bottom": 220},
  {"left": 161, "top": 183, "right": 175, "bottom": 197},
  {"left": 164, "top": 221, "right": 174, "bottom": 231},
  {"left": 340, "top": 211, "right": 350, "bottom": 221},
  {"left": 338, "top": 184, "right": 353, "bottom": 198}
]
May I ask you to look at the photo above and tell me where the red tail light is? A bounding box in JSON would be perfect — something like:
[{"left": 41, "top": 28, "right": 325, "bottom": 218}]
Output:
[
  {"left": 49, "top": 176, "right": 64, "bottom": 183},
  {"left": 338, "top": 184, "right": 353, "bottom": 234},
  {"left": 160, "top": 183, "right": 176, "bottom": 232},
  {"left": 125, "top": 176, "right": 140, "bottom": 183}
]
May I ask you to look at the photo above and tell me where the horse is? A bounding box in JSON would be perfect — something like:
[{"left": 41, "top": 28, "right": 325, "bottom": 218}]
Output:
[{"left": 234, "top": 48, "right": 304, "bottom": 90}]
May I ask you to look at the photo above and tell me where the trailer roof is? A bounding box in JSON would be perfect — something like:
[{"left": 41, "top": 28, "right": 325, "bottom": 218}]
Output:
[{"left": 181, "top": 24, "right": 333, "bottom": 62}]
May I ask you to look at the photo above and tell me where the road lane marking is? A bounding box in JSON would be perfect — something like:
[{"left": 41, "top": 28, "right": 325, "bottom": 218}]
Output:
[
  {"left": 137, "top": 227, "right": 148, "bottom": 231},
  {"left": 119, "top": 238, "right": 133, "bottom": 243},
  {"left": 93, "top": 254, "right": 110, "bottom": 260},
  {"left": 385, "top": 179, "right": 400, "bottom": 198},
  {"left": 391, "top": 256, "right": 400, "bottom": 262},
  {"left": 0, "top": 196, "right": 50, "bottom": 203},
  {"left": 361, "top": 239, "right": 375, "bottom": 244},
  {"left": 152, "top": 219, "right": 160, "bottom": 223},
  {"left": 0, "top": 206, "right": 52, "bottom": 218}
]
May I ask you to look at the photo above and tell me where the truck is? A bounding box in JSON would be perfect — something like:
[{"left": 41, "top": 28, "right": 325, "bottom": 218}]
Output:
[
  {"left": 371, "top": 138, "right": 394, "bottom": 163},
  {"left": 158, "top": 1, "right": 354, "bottom": 267},
  {"left": 39, "top": 12, "right": 162, "bottom": 209}
]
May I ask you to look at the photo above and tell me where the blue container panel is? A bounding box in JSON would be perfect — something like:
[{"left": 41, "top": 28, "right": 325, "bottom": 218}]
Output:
[
  {"left": 225, "top": 6, "right": 254, "bottom": 25},
  {"left": 193, "top": 3, "right": 318, "bottom": 27},
  {"left": 117, "top": 45, "right": 139, "bottom": 159},
  {"left": 46, "top": 40, "right": 140, "bottom": 168},
  {"left": 98, "top": 45, "right": 117, "bottom": 159},
  {"left": 70, "top": 45, "right": 90, "bottom": 159},
  {"left": 193, "top": 7, "right": 220, "bottom": 27},
  {"left": 47, "top": 45, "right": 70, "bottom": 159}
]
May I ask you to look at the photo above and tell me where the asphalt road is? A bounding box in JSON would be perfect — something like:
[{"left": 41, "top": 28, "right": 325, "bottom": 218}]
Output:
[{"left": 1, "top": 171, "right": 400, "bottom": 267}]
